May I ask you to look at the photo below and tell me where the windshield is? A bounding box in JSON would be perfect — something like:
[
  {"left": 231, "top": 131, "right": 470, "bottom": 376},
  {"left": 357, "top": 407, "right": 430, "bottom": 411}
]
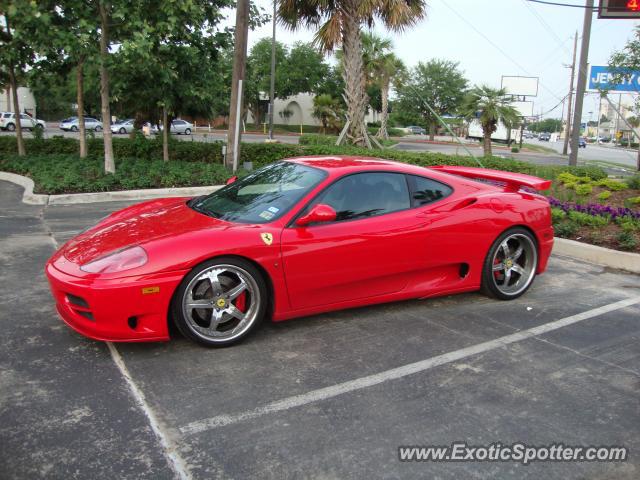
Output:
[{"left": 190, "top": 161, "right": 326, "bottom": 224}]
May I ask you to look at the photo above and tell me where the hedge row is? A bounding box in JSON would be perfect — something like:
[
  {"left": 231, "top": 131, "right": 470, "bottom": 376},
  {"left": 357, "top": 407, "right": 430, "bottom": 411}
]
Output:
[
  {"left": 0, "top": 154, "right": 230, "bottom": 194},
  {"left": 0, "top": 136, "right": 608, "bottom": 194}
]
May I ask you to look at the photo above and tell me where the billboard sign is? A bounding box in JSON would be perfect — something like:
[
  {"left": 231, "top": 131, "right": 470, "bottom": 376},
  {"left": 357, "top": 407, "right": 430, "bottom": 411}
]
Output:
[
  {"left": 589, "top": 65, "right": 640, "bottom": 92},
  {"left": 512, "top": 101, "right": 534, "bottom": 118},
  {"left": 501, "top": 76, "right": 539, "bottom": 97},
  {"left": 599, "top": 0, "right": 640, "bottom": 18}
]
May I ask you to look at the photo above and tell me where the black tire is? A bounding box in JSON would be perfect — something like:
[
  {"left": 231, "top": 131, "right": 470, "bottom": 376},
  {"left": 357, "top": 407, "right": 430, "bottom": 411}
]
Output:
[
  {"left": 95, "top": 126, "right": 102, "bottom": 132},
  {"left": 70, "top": 125, "right": 78, "bottom": 132},
  {"left": 6, "top": 123, "right": 15, "bottom": 132},
  {"left": 481, "top": 227, "right": 538, "bottom": 300},
  {"left": 35, "top": 124, "right": 44, "bottom": 130},
  {"left": 119, "top": 127, "right": 126, "bottom": 134},
  {"left": 184, "top": 128, "right": 191, "bottom": 135},
  {"left": 171, "top": 257, "right": 268, "bottom": 347}
]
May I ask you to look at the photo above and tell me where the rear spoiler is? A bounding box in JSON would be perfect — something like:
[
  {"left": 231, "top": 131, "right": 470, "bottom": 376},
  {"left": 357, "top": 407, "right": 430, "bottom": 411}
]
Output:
[{"left": 429, "top": 166, "right": 552, "bottom": 192}]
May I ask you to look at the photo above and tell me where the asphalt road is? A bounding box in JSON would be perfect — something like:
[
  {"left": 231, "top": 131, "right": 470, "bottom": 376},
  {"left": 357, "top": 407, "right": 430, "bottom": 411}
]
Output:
[{"left": 2, "top": 179, "right": 640, "bottom": 479}]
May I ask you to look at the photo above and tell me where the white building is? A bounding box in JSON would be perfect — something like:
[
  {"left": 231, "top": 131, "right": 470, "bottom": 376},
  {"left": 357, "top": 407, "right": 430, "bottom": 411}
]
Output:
[
  {"left": 247, "top": 92, "right": 379, "bottom": 127},
  {"left": 0, "top": 87, "right": 37, "bottom": 116}
]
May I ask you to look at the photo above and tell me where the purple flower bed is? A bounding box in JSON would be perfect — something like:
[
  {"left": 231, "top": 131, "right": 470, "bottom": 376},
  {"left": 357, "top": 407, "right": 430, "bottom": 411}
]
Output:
[{"left": 548, "top": 196, "right": 640, "bottom": 221}]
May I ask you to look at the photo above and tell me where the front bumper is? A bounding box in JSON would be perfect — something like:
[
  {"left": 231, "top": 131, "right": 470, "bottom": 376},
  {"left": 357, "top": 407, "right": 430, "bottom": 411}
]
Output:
[{"left": 46, "top": 262, "right": 188, "bottom": 342}]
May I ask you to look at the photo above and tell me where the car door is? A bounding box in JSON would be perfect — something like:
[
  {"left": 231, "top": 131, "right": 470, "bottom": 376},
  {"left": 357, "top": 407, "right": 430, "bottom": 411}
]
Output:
[
  {"left": 281, "top": 171, "right": 443, "bottom": 310},
  {"left": 20, "top": 114, "right": 35, "bottom": 129}
]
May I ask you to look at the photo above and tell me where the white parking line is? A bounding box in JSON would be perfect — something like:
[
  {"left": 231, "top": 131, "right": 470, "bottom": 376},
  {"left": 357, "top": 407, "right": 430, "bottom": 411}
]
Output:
[
  {"left": 107, "top": 343, "right": 192, "bottom": 480},
  {"left": 180, "top": 296, "right": 640, "bottom": 437}
]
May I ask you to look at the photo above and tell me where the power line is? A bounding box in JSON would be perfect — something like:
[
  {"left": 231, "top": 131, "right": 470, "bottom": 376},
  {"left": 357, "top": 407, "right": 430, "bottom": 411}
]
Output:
[
  {"left": 525, "top": 0, "right": 598, "bottom": 9},
  {"left": 440, "top": 0, "right": 564, "bottom": 103},
  {"left": 522, "top": 0, "right": 572, "bottom": 56}
]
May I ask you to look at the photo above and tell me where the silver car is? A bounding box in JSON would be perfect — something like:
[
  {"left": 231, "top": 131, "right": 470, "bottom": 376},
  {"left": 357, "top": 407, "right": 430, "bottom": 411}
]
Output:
[
  {"left": 111, "top": 119, "right": 135, "bottom": 134},
  {"left": 60, "top": 116, "right": 103, "bottom": 132},
  {"left": 0, "top": 112, "right": 46, "bottom": 131},
  {"left": 152, "top": 119, "right": 193, "bottom": 135}
]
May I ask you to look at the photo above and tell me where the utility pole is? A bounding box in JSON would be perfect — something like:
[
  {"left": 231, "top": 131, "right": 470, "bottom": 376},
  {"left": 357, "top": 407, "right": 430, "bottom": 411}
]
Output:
[
  {"left": 562, "top": 31, "right": 578, "bottom": 156},
  {"left": 569, "top": 0, "right": 593, "bottom": 166},
  {"left": 268, "top": 0, "right": 277, "bottom": 141},
  {"left": 596, "top": 93, "right": 602, "bottom": 143},
  {"left": 226, "top": 0, "right": 250, "bottom": 171}
]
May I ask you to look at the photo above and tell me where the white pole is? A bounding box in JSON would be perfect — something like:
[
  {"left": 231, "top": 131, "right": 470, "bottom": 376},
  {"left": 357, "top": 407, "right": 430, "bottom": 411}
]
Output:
[{"left": 233, "top": 79, "right": 243, "bottom": 172}]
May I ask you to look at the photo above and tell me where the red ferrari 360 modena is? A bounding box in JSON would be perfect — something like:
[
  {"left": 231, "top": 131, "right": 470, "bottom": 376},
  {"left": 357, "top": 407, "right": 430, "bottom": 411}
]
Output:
[{"left": 46, "top": 156, "right": 554, "bottom": 347}]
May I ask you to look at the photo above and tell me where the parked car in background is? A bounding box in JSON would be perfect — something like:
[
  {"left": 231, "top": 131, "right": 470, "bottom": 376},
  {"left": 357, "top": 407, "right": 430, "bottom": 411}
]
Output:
[
  {"left": 152, "top": 119, "right": 193, "bottom": 135},
  {"left": 539, "top": 132, "right": 551, "bottom": 141},
  {"left": 578, "top": 137, "right": 587, "bottom": 148},
  {"left": 0, "top": 112, "right": 46, "bottom": 131},
  {"left": 405, "top": 125, "right": 426, "bottom": 135},
  {"left": 60, "top": 116, "right": 103, "bottom": 132},
  {"left": 111, "top": 119, "right": 135, "bottom": 134}
]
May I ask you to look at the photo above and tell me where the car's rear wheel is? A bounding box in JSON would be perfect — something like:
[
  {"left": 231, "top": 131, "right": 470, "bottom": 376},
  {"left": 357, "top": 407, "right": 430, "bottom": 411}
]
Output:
[
  {"left": 481, "top": 227, "right": 538, "bottom": 300},
  {"left": 172, "top": 257, "right": 267, "bottom": 347},
  {"left": 6, "top": 123, "right": 15, "bottom": 132}
]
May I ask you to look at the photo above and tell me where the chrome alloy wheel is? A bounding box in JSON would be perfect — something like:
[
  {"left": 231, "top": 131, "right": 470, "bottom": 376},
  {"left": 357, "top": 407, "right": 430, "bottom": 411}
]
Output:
[
  {"left": 490, "top": 233, "right": 537, "bottom": 296},
  {"left": 181, "top": 264, "right": 261, "bottom": 343}
]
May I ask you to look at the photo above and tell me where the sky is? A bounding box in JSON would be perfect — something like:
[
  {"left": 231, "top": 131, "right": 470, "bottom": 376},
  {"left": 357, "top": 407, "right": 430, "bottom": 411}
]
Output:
[{"left": 232, "top": 0, "right": 638, "bottom": 121}]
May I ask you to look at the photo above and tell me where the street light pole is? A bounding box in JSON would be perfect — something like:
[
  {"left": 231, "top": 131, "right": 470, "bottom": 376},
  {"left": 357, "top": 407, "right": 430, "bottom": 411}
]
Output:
[
  {"left": 268, "top": 0, "right": 277, "bottom": 141},
  {"left": 569, "top": 0, "right": 594, "bottom": 166},
  {"left": 562, "top": 31, "right": 577, "bottom": 156}
]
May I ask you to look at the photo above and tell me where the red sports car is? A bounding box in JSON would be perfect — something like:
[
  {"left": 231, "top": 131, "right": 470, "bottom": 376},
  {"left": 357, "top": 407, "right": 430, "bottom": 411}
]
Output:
[{"left": 46, "top": 157, "right": 554, "bottom": 347}]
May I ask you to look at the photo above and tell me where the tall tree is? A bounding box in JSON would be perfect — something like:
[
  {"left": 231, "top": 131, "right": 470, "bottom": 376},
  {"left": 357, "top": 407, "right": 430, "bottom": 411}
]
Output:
[
  {"left": 0, "top": 2, "right": 45, "bottom": 155},
  {"left": 395, "top": 59, "right": 468, "bottom": 141},
  {"left": 459, "top": 85, "right": 519, "bottom": 157},
  {"left": 278, "top": 0, "right": 426, "bottom": 147}
]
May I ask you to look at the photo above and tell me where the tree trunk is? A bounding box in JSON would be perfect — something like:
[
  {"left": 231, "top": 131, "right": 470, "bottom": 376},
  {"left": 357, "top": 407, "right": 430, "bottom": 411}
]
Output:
[
  {"left": 76, "top": 59, "right": 87, "bottom": 158},
  {"left": 99, "top": 1, "right": 115, "bottom": 174},
  {"left": 162, "top": 105, "right": 169, "bottom": 162},
  {"left": 8, "top": 66, "right": 25, "bottom": 156},
  {"left": 482, "top": 131, "right": 492, "bottom": 157},
  {"left": 341, "top": 0, "right": 368, "bottom": 147},
  {"left": 429, "top": 122, "right": 436, "bottom": 141},
  {"left": 5, "top": 86, "right": 10, "bottom": 112},
  {"left": 377, "top": 78, "right": 389, "bottom": 140}
]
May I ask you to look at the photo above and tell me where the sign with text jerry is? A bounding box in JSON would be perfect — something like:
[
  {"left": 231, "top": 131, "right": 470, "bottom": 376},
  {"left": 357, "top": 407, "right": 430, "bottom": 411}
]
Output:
[{"left": 588, "top": 65, "right": 640, "bottom": 93}]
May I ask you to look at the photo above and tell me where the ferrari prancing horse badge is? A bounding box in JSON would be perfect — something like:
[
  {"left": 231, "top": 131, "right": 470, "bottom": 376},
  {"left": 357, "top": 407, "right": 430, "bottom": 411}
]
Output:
[{"left": 261, "top": 233, "right": 273, "bottom": 245}]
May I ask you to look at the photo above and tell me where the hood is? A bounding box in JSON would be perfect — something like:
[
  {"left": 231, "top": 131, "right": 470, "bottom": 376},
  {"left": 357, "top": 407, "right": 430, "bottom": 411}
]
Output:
[{"left": 61, "top": 197, "right": 225, "bottom": 266}]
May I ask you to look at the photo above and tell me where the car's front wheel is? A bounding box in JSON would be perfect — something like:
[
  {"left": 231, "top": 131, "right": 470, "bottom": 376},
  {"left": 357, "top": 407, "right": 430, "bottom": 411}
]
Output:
[
  {"left": 481, "top": 227, "right": 538, "bottom": 300},
  {"left": 70, "top": 125, "right": 78, "bottom": 132},
  {"left": 119, "top": 127, "right": 126, "bottom": 134},
  {"left": 172, "top": 257, "right": 267, "bottom": 347},
  {"left": 184, "top": 128, "right": 191, "bottom": 135}
]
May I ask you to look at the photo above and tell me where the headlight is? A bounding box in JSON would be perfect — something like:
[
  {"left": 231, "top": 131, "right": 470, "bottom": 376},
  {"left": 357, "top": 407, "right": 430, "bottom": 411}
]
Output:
[{"left": 80, "top": 246, "right": 148, "bottom": 273}]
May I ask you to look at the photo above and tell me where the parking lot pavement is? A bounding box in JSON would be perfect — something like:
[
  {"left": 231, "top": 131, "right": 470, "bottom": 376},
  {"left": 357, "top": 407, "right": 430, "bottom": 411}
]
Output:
[{"left": 2, "top": 179, "right": 640, "bottom": 479}]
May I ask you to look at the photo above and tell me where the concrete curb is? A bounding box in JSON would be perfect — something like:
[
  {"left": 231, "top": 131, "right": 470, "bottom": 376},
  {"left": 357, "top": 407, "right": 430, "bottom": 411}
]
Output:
[
  {"left": 0, "top": 171, "right": 50, "bottom": 205},
  {"left": 0, "top": 171, "right": 221, "bottom": 205},
  {"left": 553, "top": 237, "right": 640, "bottom": 274}
]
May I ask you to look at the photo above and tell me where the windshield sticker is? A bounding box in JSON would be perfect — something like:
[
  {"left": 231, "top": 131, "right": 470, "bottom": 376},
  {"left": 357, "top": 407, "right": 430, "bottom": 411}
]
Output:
[
  {"left": 259, "top": 211, "right": 275, "bottom": 220},
  {"left": 267, "top": 206, "right": 280, "bottom": 214}
]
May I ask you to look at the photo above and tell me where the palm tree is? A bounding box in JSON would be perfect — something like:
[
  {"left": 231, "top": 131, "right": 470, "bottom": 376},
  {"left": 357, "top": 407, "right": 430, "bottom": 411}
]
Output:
[
  {"left": 279, "top": 0, "right": 426, "bottom": 146},
  {"left": 312, "top": 94, "right": 343, "bottom": 134},
  {"left": 460, "top": 86, "right": 520, "bottom": 157}
]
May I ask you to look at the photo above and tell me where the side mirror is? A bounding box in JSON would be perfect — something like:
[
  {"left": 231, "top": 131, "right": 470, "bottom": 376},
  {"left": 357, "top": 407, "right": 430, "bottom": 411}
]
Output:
[
  {"left": 226, "top": 175, "right": 238, "bottom": 185},
  {"left": 296, "top": 204, "right": 337, "bottom": 227}
]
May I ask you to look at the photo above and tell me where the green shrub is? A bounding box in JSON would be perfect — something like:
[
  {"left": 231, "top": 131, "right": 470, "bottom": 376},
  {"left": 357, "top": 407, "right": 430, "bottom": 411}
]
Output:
[
  {"left": 564, "top": 182, "right": 577, "bottom": 190},
  {"left": 576, "top": 176, "right": 592, "bottom": 184},
  {"left": 567, "top": 210, "right": 609, "bottom": 227},
  {"left": 554, "top": 221, "right": 579, "bottom": 238},
  {"left": 597, "top": 190, "right": 612, "bottom": 202},
  {"left": 574, "top": 184, "right": 593, "bottom": 196},
  {"left": 627, "top": 175, "right": 640, "bottom": 190},
  {"left": 557, "top": 172, "right": 578, "bottom": 184},
  {"left": 511, "top": 147, "right": 519, "bottom": 153},
  {"left": 626, "top": 196, "right": 640, "bottom": 206},
  {"left": 617, "top": 231, "right": 638, "bottom": 251},
  {"left": 551, "top": 207, "right": 566, "bottom": 223},
  {"left": 299, "top": 134, "right": 338, "bottom": 146},
  {"left": 595, "top": 178, "right": 628, "bottom": 191}
]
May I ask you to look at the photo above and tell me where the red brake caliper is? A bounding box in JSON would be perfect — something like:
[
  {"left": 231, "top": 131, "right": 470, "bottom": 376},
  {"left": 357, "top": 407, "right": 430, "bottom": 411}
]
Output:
[{"left": 234, "top": 291, "right": 247, "bottom": 312}]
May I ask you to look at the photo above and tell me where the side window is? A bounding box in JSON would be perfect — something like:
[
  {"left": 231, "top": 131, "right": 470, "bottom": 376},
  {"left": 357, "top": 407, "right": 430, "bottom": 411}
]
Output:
[
  {"left": 408, "top": 175, "right": 453, "bottom": 207},
  {"left": 311, "top": 172, "right": 410, "bottom": 222},
  {"left": 174, "top": 120, "right": 185, "bottom": 125}
]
